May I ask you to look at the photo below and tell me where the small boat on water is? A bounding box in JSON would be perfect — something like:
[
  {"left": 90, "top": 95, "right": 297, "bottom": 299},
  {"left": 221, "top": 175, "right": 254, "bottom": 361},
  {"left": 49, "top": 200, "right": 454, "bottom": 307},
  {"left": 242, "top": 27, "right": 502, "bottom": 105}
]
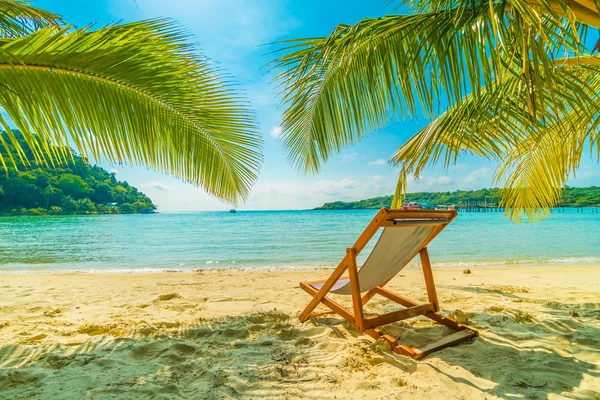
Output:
[
  {"left": 402, "top": 201, "right": 424, "bottom": 210},
  {"left": 229, "top": 209, "right": 236, "bottom": 213},
  {"left": 434, "top": 204, "right": 457, "bottom": 211}
]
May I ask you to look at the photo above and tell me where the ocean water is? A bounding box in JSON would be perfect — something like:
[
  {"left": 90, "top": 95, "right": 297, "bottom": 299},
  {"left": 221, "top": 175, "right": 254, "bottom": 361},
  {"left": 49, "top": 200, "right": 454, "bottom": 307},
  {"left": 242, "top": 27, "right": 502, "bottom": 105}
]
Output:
[{"left": 0, "top": 209, "right": 599, "bottom": 273}]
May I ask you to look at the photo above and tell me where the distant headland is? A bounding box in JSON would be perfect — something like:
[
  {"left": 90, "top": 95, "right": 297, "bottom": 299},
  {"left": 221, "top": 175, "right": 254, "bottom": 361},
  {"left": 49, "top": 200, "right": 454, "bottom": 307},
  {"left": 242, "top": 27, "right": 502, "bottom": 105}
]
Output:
[
  {"left": 315, "top": 187, "right": 600, "bottom": 210},
  {"left": 0, "top": 130, "right": 156, "bottom": 216}
]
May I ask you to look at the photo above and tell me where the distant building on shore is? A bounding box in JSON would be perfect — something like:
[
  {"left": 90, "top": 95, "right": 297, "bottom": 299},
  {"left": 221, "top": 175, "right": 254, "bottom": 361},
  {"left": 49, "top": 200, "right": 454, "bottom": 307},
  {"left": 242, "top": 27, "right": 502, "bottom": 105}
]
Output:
[
  {"left": 434, "top": 205, "right": 457, "bottom": 211},
  {"left": 402, "top": 201, "right": 424, "bottom": 210}
]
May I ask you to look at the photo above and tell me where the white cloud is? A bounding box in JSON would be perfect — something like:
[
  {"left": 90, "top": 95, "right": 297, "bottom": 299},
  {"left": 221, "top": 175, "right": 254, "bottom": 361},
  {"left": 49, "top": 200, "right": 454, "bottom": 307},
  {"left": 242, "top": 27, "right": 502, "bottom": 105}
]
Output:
[
  {"left": 343, "top": 152, "right": 362, "bottom": 161},
  {"left": 141, "top": 181, "right": 171, "bottom": 192},
  {"left": 406, "top": 167, "right": 493, "bottom": 193},
  {"left": 136, "top": 176, "right": 387, "bottom": 212},
  {"left": 243, "top": 175, "right": 395, "bottom": 209},
  {"left": 270, "top": 126, "right": 282, "bottom": 138},
  {"left": 459, "top": 167, "right": 491, "bottom": 188},
  {"left": 437, "top": 176, "right": 454, "bottom": 185},
  {"left": 314, "top": 178, "right": 357, "bottom": 196},
  {"left": 407, "top": 175, "right": 455, "bottom": 192},
  {"left": 110, "top": 169, "right": 119, "bottom": 175},
  {"left": 573, "top": 165, "right": 600, "bottom": 180},
  {"left": 368, "top": 159, "right": 387, "bottom": 166}
]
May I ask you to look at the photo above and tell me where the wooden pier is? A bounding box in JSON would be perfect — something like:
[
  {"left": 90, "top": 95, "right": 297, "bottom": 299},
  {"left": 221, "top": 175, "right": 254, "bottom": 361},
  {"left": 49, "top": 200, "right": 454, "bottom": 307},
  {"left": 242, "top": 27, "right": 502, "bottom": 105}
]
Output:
[{"left": 455, "top": 203, "right": 600, "bottom": 213}]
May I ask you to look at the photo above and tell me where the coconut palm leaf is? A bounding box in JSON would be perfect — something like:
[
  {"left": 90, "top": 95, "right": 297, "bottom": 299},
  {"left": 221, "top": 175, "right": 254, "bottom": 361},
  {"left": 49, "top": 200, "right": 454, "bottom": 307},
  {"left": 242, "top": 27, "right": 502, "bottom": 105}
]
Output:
[
  {"left": 0, "top": 0, "right": 61, "bottom": 38},
  {"left": 496, "top": 128, "right": 589, "bottom": 222},
  {"left": 276, "top": 0, "right": 600, "bottom": 221},
  {"left": 390, "top": 58, "right": 600, "bottom": 221},
  {"left": 274, "top": 0, "right": 592, "bottom": 174},
  {"left": 495, "top": 65, "right": 600, "bottom": 221},
  {"left": 0, "top": 20, "right": 262, "bottom": 204}
]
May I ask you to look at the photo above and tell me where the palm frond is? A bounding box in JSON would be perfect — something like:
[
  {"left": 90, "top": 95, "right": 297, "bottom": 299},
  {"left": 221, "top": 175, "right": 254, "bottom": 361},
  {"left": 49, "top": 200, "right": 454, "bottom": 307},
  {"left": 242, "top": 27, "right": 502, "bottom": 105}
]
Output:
[
  {"left": 495, "top": 128, "right": 587, "bottom": 222},
  {"left": 0, "top": 20, "right": 262, "bottom": 204},
  {"left": 495, "top": 62, "right": 600, "bottom": 221},
  {"left": 391, "top": 58, "right": 600, "bottom": 221},
  {"left": 274, "top": 0, "right": 589, "bottom": 174},
  {"left": 0, "top": 0, "right": 61, "bottom": 38}
]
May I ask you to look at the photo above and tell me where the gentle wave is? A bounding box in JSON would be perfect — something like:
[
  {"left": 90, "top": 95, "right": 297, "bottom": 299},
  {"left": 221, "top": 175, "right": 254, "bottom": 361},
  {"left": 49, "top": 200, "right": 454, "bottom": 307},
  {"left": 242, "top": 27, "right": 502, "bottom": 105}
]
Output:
[
  {"left": 0, "top": 258, "right": 598, "bottom": 274},
  {"left": 0, "top": 210, "right": 599, "bottom": 273}
]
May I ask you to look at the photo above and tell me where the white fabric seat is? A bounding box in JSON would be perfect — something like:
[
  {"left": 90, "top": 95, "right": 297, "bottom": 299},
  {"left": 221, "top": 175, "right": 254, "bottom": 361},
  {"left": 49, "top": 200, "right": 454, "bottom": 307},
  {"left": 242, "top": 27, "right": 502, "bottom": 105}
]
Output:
[{"left": 310, "top": 218, "right": 447, "bottom": 295}]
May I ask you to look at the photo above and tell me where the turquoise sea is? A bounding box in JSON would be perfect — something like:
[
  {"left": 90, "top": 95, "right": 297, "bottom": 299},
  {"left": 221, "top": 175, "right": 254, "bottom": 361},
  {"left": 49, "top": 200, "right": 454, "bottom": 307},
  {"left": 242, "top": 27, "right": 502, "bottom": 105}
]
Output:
[{"left": 0, "top": 209, "right": 599, "bottom": 273}]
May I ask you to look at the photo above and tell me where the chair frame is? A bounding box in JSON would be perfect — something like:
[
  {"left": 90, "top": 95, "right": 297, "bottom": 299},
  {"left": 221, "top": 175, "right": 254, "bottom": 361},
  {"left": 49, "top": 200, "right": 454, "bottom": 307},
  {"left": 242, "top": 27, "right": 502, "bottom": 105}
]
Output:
[{"left": 299, "top": 208, "right": 478, "bottom": 359}]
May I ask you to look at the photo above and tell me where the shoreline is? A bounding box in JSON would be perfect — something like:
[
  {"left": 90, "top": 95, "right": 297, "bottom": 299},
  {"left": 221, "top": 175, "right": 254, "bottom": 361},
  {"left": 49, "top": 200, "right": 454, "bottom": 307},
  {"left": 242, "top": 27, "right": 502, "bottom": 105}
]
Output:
[{"left": 0, "top": 260, "right": 598, "bottom": 275}]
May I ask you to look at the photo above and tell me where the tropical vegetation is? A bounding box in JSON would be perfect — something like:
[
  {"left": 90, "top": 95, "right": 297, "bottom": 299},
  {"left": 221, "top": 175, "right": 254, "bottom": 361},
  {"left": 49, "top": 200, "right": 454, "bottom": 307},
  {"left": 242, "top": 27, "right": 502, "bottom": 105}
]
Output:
[
  {"left": 0, "top": 130, "right": 155, "bottom": 216},
  {"left": 275, "top": 0, "right": 600, "bottom": 222},
  {"left": 0, "top": 0, "right": 261, "bottom": 205},
  {"left": 316, "top": 187, "right": 600, "bottom": 210}
]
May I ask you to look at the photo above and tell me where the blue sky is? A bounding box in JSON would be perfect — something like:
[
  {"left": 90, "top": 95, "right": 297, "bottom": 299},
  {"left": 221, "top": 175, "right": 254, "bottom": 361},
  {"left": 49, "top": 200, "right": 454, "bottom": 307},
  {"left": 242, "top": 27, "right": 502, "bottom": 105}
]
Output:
[{"left": 33, "top": 0, "right": 600, "bottom": 211}]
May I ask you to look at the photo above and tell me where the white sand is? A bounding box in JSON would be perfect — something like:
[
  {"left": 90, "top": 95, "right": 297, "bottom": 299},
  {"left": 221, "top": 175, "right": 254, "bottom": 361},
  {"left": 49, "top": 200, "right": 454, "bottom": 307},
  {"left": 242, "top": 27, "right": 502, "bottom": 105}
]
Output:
[{"left": 0, "top": 265, "right": 598, "bottom": 399}]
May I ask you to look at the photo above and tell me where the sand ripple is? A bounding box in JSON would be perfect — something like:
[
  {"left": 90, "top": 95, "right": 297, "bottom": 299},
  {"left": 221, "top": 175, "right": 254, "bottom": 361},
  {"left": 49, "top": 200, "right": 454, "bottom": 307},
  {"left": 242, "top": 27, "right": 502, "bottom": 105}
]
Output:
[{"left": 0, "top": 266, "right": 598, "bottom": 399}]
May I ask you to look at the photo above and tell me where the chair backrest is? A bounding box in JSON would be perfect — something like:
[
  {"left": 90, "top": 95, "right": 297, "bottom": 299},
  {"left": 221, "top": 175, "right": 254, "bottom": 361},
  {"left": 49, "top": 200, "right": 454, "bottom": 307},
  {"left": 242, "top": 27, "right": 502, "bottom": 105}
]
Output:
[{"left": 331, "top": 216, "right": 451, "bottom": 295}]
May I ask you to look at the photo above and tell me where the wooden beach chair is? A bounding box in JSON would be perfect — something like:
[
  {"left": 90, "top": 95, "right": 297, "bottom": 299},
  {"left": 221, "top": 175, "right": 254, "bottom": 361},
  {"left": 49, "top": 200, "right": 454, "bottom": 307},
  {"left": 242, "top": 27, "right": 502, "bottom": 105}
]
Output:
[{"left": 299, "top": 208, "right": 478, "bottom": 359}]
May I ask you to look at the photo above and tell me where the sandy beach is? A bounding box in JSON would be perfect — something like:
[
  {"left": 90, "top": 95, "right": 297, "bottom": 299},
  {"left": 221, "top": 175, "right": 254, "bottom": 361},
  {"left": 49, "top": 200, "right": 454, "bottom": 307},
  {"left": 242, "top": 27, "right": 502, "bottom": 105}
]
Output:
[{"left": 0, "top": 265, "right": 598, "bottom": 399}]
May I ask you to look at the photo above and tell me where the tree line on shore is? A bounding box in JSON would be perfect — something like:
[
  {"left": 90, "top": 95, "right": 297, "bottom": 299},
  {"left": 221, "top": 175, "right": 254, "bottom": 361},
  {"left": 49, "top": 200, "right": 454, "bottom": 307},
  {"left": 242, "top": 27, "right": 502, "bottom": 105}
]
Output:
[
  {"left": 316, "top": 187, "right": 600, "bottom": 210},
  {"left": 0, "top": 131, "right": 156, "bottom": 216}
]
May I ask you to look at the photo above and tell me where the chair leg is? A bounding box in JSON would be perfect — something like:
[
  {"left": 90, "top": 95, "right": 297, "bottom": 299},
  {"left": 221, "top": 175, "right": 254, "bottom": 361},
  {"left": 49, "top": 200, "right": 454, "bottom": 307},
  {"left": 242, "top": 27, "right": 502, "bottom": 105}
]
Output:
[
  {"left": 347, "top": 248, "right": 365, "bottom": 332},
  {"left": 299, "top": 255, "right": 349, "bottom": 322},
  {"left": 365, "top": 328, "right": 417, "bottom": 358},
  {"left": 364, "top": 286, "right": 478, "bottom": 359},
  {"left": 420, "top": 247, "right": 439, "bottom": 311},
  {"left": 366, "top": 316, "right": 477, "bottom": 359},
  {"left": 299, "top": 282, "right": 356, "bottom": 325}
]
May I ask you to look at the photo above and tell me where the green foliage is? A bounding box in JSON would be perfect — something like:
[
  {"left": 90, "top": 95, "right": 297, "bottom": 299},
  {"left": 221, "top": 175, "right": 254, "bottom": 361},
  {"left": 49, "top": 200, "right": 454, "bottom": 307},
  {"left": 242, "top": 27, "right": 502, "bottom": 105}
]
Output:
[
  {"left": 0, "top": 130, "right": 156, "bottom": 216},
  {"left": 57, "top": 174, "right": 91, "bottom": 199},
  {"left": 316, "top": 187, "right": 600, "bottom": 210},
  {"left": 275, "top": 0, "right": 600, "bottom": 222},
  {"left": 0, "top": 0, "right": 62, "bottom": 39},
  {"left": 0, "top": 1, "right": 261, "bottom": 205}
]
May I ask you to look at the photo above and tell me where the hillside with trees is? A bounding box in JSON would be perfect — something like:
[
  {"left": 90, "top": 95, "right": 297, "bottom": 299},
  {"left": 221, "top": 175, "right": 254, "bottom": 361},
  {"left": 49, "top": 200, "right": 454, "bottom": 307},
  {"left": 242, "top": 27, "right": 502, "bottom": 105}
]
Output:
[
  {"left": 0, "top": 131, "right": 156, "bottom": 216},
  {"left": 316, "top": 187, "right": 600, "bottom": 210}
]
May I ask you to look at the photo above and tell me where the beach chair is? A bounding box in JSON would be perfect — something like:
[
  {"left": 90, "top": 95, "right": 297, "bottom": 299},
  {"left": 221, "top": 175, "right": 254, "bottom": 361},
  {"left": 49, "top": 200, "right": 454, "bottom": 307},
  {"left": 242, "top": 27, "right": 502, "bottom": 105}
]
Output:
[{"left": 299, "top": 208, "right": 478, "bottom": 359}]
